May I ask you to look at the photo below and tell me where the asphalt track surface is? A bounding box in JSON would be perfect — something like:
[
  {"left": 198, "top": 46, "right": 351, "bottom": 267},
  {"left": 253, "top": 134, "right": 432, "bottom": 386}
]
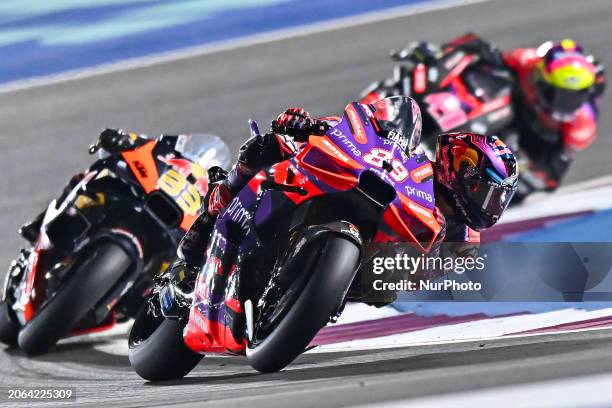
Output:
[
  {"left": 1, "top": 0, "right": 612, "bottom": 406},
  {"left": 2, "top": 329, "right": 612, "bottom": 407}
]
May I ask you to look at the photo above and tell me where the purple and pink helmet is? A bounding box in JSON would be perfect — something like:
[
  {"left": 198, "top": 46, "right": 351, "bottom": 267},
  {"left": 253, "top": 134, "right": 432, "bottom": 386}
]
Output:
[{"left": 434, "top": 132, "right": 518, "bottom": 230}]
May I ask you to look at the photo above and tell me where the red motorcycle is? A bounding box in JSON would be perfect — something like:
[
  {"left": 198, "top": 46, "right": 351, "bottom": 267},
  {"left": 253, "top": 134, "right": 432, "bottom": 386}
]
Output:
[
  {"left": 128, "top": 98, "right": 444, "bottom": 380},
  {"left": 361, "top": 41, "right": 515, "bottom": 158}
]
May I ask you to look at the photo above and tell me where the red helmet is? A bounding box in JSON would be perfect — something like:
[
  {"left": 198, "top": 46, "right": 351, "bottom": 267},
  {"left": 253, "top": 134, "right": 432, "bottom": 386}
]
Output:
[{"left": 435, "top": 132, "right": 518, "bottom": 230}]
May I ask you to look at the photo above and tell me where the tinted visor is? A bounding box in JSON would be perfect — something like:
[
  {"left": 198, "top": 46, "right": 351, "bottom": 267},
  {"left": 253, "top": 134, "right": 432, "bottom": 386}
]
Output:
[
  {"left": 465, "top": 176, "right": 516, "bottom": 218},
  {"left": 541, "top": 83, "right": 590, "bottom": 114}
]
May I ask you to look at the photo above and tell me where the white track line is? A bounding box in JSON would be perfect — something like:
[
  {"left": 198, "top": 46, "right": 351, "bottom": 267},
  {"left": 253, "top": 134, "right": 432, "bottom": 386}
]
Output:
[
  {"left": 365, "top": 372, "right": 612, "bottom": 408},
  {"left": 0, "top": 0, "right": 491, "bottom": 95},
  {"left": 91, "top": 307, "right": 612, "bottom": 356},
  {"left": 313, "top": 307, "right": 612, "bottom": 353}
]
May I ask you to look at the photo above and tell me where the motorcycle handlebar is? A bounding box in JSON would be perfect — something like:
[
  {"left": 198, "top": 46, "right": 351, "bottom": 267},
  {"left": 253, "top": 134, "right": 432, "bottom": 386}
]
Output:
[{"left": 270, "top": 119, "right": 329, "bottom": 139}]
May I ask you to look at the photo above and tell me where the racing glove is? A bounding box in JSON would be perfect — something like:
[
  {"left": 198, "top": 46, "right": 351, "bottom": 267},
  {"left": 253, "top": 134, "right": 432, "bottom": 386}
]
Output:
[
  {"left": 97, "top": 128, "right": 139, "bottom": 154},
  {"left": 271, "top": 108, "right": 315, "bottom": 139}
]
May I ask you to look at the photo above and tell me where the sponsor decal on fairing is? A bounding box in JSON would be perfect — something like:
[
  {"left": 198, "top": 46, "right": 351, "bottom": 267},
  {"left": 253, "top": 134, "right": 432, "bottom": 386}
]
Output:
[
  {"left": 329, "top": 128, "right": 362, "bottom": 156},
  {"left": 345, "top": 104, "right": 368, "bottom": 144},
  {"left": 410, "top": 163, "right": 434, "bottom": 183}
]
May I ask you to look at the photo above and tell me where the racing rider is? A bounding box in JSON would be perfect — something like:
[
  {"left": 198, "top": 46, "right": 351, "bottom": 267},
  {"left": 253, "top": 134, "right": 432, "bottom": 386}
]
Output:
[
  {"left": 169, "top": 97, "right": 518, "bottom": 306},
  {"left": 18, "top": 130, "right": 227, "bottom": 243},
  {"left": 362, "top": 34, "right": 605, "bottom": 200}
]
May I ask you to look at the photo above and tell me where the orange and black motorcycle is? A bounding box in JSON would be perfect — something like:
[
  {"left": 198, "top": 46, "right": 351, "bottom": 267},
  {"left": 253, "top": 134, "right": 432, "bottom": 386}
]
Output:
[{"left": 0, "top": 134, "right": 229, "bottom": 355}]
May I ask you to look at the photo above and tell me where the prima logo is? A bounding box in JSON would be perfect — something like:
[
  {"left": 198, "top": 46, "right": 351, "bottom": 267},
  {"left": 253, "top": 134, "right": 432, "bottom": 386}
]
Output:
[
  {"left": 225, "top": 199, "right": 251, "bottom": 235},
  {"left": 330, "top": 128, "right": 362, "bottom": 156},
  {"left": 405, "top": 186, "right": 433, "bottom": 202}
]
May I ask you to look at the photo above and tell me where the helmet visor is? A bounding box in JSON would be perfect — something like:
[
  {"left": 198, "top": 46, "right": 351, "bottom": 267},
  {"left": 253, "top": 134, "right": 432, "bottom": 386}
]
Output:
[
  {"left": 467, "top": 177, "right": 516, "bottom": 219},
  {"left": 541, "top": 84, "right": 590, "bottom": 114}
]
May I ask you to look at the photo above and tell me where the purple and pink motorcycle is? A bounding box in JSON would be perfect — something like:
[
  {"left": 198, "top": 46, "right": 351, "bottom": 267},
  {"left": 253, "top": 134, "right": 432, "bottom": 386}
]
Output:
[{"left": 128, "top": 97, "right": 444, "bottom": 380}]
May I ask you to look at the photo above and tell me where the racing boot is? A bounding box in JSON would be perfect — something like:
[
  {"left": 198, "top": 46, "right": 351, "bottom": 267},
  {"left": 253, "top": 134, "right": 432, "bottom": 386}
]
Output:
[
  {"left": 19, "top": 212, "right": 44, "bottom": 243},
  {"left": 157, "top": 259, "right": 199, "bottom": 319},
  {"left": 159, "top": 218, "right": 215, "bottom": 319}
]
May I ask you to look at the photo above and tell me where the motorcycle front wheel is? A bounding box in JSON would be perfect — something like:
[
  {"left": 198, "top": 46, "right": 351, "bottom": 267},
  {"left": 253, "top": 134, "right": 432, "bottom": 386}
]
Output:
[
  {"left": 128, "top": 303, "right": 203, "bottom": 381},
  {"left": 17, "top": 242, "right": 131, "bottom": 355},
  {"left": 0, "top": 301, "right": 19, "bottom": 346},
  {"left": 246, "top": 231, "right": 361, "bottom": 373}
]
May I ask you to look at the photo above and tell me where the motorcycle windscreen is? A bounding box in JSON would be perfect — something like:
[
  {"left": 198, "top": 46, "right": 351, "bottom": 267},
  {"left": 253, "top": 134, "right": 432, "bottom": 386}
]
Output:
[
  {"left": 369, "top": 96, "right": 422, "bottom": 153},
  {"left": 176, "top": 134, "right": 232, "bottom": 170}
]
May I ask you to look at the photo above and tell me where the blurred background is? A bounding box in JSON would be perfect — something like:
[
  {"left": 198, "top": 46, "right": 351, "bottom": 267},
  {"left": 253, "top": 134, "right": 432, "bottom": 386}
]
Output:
[
  {"left": 0, "top": 0, "right": 611, "bottom": 266},
  {"left": 0, "top": 0, "right": 611, "bottom": 406}
]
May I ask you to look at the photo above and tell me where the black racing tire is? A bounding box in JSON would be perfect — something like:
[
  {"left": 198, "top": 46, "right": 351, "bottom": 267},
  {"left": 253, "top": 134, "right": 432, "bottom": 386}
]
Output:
[
  {"left": 17, "top": 242, "right": 131, "bottom": 355},
  {"left": 128, "top": 305, "right": 203, "bottom": 381},
  {"left": 246, "top": 234, "right": 360, "bottom": 373},
  {"left": 0, "top": 301, "right": 19, "bottom": 347}
]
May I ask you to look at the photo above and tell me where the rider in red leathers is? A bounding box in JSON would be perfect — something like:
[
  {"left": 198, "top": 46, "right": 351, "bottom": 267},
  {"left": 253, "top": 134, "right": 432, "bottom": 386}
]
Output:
[
  {"left": 503, "top": 39, "right": 604, "bottom": 194},
  {"left": 361, "top": 34, "right": 605, "bottom": 201}
]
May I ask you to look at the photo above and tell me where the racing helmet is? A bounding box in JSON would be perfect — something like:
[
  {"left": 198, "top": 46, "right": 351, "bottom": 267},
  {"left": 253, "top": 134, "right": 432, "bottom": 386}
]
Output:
[
  {"left": 435, "top": 132, "right": 518, "bottom": 230},
  {"left": 367, "top": 96, "right": 422, "bottom": 156},
  {"left": 533, "top": 39, "right": 596, "bottom": 116}
]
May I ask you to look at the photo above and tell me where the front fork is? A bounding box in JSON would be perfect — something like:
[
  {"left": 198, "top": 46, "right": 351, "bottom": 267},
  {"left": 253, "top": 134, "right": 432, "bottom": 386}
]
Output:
[
  {"left": 157, "top": 165, "right": 232, "bottom": 318},
  {"left": 3, "top": 248, "right": 31, "bottom": 304},
  {"left": 183, "top": 221, "right": 247, "bottom": 354}
]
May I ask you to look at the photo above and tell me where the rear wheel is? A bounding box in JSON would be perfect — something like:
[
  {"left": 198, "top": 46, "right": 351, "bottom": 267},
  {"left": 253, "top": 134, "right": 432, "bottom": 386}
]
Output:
[
  {"left": 0, "top": 301, "right": 19, "bottom": 346},
  {"left": 247, "top": 232, "right": 361, "bottom": 373},
  {"left": 17, "top": 242, "right": 131, "bottom": 355},
  {"left": 128, "top": 304, "right": 203, "bottom": 381}
]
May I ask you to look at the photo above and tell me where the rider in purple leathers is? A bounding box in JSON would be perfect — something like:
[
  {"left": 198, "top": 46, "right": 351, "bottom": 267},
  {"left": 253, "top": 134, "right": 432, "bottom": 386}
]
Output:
[
  {"left": 171, "top": 97, "right": 518, "bottom": 307},
  {"left": 19, "top": 98, "right": 517, "bottom": 308}
]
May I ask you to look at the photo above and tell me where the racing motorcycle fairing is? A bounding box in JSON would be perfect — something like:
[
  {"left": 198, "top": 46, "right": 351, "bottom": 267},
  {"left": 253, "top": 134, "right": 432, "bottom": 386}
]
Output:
[
  {"left": 121, "top": 137, "right": 211, "bottom": 231},
  {"left": 361, "top": 61, "right": 515, "bottom": 151},
  {"left": 5, "top": 134, "right": 226, "bottom": 336},
  {"left": 183, "top": 101, "right": 443, "bottom": 354}
]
